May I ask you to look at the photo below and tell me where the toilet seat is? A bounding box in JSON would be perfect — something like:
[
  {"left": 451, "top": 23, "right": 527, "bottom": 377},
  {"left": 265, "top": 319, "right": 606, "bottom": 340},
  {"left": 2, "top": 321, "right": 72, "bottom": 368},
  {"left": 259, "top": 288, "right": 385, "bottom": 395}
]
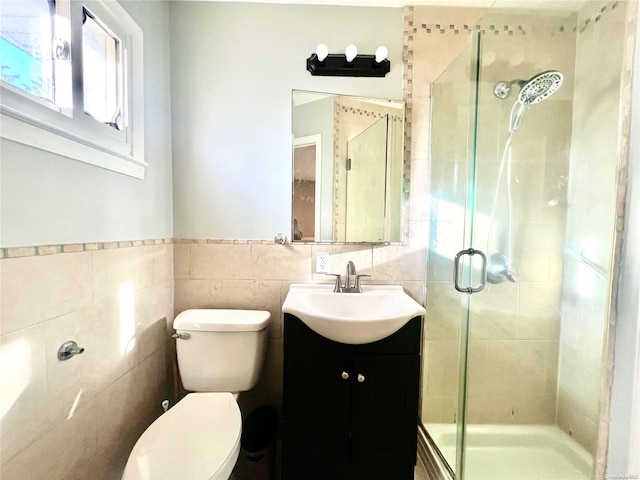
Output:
[{"left": 122, "top": 393, "right": 241, "bottom": 480}]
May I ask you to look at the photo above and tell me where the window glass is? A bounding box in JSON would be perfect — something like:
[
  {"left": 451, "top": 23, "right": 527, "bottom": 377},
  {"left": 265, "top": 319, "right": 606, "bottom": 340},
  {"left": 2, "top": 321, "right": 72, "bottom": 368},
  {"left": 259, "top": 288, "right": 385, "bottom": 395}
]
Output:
[
  {"left": 0, "top": 0, "right": 55, "bottom": 102},
  {"left": 82, "top": 7, "right": 120, "bottom": 129}
]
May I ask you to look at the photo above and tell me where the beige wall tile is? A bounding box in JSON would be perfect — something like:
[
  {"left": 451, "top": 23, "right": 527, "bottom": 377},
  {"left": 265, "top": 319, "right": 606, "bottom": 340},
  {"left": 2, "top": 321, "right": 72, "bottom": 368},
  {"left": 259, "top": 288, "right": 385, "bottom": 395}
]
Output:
[
  {"left": 43, "top": 308, "right": 96, "bottom": 424},
  {"left": 132, "top": 284, "right": 175, "bottom": 365},
  {"left": 251, "top": 244, "right": 313, "bottom": 280},
  {"left": 218, "top": 279, "right": 283, "bottom": 339},
  {"left": 1, "top": 252, "right": 93, "bottom": 335},
  {"left": 466, "top": 396, "right": 512, "bottom": 424},
  {"left": 0, "top": 325, "right": 51, "bottom": 464},
  {"left": 94, "top": 349, "right": 168, "bottom": 478},
  {"left": 469, "top": 283, "right": 519, "bottom": 341},
  {"left": 485, "top": 340, "right": 547, "bottom": 398},
  {"left": 372, "top": 244, "right": 426, "bottom": 282},
  {"left": 402, "top": 280, "right": 425, "bottom": 305},
  {"left": 92, "top": 246, "right": 155, "bottom": 305},
  {"left": 1, "top": 399, "right": 99, "bottom": 480},
  {"left": 174, "top": 278, "right": 222, "bottom": 314},
  {"left": 410, "top": 6, "right": 486, "bottom": 97},
  {"left": 89, "top": 299, "right": 136, "bottom": 392},
  {"left": 153, "top": 244, "right": 174, "bottom": 285},
  {"left": 512, "top": 395, "right": 556, "bottom": 424},
  {"left": 518, "top": 282, "right": 562, "bottom": 340},
  {"left": 173, "top": 243, "right": 191, "bottom": 279},
  {"left": 425, "top": 282, "right": 460, "bottom": 340},
  {"left": 426, "top": 340, "right": 460, "bottom": 397},
  {"left": 190, "top": 243, "right": 252, "bottom": 280},
  {"left": 421, "top": 395, "right": 458, "bottom": 424}
]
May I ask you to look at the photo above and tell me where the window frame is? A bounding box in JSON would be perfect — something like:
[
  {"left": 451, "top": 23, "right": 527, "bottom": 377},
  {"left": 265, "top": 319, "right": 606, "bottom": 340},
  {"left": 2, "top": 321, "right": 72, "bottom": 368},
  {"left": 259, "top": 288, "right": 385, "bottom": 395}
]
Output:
[{"left": 0, "top": 0, "right": 146, "bottom": 179}]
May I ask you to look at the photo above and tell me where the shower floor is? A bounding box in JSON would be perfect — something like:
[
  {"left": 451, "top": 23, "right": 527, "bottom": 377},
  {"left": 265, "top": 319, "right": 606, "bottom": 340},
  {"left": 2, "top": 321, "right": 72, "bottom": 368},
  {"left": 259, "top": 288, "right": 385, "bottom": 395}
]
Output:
[{"left": 426, "top": 423, "right": 593, "bottom": 480}]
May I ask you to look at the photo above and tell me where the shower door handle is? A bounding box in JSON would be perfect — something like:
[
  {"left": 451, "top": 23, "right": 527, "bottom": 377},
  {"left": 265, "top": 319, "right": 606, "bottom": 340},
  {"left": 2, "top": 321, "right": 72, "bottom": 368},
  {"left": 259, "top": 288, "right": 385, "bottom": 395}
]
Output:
[{"left": 453, "top": 248, "right": 487, "bottom": 294}]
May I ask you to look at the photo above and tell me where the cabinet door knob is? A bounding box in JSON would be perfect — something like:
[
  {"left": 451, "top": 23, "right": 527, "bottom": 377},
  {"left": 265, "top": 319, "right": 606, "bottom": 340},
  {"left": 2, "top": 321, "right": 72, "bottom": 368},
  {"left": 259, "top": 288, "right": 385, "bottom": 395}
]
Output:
[
  {"left": 357, "top": 374, "right": 365, "bottom": 383},
  {"left": 341, "top": 371, "right": 350, "bottom": 380}
]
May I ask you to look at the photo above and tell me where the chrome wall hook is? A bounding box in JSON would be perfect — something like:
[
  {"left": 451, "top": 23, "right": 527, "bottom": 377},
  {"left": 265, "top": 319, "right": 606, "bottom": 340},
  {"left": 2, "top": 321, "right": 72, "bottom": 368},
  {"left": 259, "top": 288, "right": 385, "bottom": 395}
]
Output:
[
  {"left": 57, "top": 340, "right": 85, "bottom": 361},
  {"left": 274, "top": 233, "right": 288, "bottom": 244}
]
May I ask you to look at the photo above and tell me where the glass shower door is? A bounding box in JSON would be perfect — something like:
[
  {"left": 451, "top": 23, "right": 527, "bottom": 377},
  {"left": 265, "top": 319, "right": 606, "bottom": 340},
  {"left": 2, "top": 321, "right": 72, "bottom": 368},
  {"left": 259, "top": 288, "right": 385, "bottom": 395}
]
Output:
[{"left": 423, "top": 34, "right": 481, "bottom": 479}]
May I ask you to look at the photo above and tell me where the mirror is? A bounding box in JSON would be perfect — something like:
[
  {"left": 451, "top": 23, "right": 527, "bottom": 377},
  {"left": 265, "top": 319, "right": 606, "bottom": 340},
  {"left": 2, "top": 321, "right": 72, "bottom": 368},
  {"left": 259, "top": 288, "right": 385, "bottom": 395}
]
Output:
[{"left": 292, "top": 90, "right": 405, "bottom": 243}]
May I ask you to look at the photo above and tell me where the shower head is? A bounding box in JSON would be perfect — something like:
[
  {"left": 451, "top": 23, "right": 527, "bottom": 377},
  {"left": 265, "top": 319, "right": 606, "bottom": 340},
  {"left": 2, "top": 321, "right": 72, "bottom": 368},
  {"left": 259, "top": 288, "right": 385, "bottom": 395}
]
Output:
[
  {"left": 493, "top": 70, "right": 563, "bottom": 104},
  {"left": 517, "top": 70, "right": 563, "bottom": 105},
  {"left": 494, "top": 70, "right": 563, "bottom": 132}
]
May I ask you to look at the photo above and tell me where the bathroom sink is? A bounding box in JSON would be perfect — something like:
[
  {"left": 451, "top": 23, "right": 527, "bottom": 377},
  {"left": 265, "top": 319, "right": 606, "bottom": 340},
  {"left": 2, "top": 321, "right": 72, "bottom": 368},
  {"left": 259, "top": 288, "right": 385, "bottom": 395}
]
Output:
[{"left": 282, "top": 283, "right": 425, "bottom": 344}]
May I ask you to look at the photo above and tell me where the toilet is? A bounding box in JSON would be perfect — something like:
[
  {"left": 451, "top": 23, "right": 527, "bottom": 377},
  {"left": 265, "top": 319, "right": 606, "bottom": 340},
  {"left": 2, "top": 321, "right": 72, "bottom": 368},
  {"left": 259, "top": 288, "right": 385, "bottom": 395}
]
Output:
[{"left": 122, "top": 309, "right": 271, "bottom": 480}]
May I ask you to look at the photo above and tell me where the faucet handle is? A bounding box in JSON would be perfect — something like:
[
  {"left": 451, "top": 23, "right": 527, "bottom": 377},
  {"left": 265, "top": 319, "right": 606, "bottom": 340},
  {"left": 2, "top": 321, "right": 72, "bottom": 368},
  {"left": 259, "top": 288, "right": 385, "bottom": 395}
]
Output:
[
  {"left": 324, "top": 273, "right": 342, "bottom": 292},
  {"left": 354, "top": 274, "right": 371, "bottom": 292}
]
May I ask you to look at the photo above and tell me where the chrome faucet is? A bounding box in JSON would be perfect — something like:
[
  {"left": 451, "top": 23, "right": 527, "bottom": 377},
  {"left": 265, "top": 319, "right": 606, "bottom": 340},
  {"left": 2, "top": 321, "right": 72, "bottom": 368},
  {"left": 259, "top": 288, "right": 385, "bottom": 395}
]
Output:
[
  {"left": 325, "top": 261, "right": 370, "bottom": 293},
  {"left": 345, "top": 261, "right": 356, "bottom": 290}
]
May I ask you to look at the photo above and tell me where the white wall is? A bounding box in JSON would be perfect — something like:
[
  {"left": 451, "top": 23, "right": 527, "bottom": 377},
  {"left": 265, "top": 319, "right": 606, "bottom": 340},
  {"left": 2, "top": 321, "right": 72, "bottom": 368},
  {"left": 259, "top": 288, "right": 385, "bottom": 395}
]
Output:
[
  {"left": 0, "top": 0, "right": 174, "bottom": 248},
  {"left": 607, "top": 12, "right": 640, "bottom": 477},
  {"left": 169, "top": 2, "right": 403, "bottom": 240}
]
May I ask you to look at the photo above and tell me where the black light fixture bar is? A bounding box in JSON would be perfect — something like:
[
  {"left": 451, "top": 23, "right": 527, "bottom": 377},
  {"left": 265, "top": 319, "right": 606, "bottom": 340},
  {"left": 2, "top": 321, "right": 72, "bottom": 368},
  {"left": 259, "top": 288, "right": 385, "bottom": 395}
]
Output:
[{"left": 306, "top": 53, "right": 391, "bottom": 77}]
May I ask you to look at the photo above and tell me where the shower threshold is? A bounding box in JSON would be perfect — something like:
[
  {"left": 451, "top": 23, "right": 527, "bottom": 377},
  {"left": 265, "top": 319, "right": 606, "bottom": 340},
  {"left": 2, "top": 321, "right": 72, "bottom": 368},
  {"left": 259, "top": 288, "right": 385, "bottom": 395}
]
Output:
[{"left": 425, "top": 423, "right": 593, "bottom": 480}]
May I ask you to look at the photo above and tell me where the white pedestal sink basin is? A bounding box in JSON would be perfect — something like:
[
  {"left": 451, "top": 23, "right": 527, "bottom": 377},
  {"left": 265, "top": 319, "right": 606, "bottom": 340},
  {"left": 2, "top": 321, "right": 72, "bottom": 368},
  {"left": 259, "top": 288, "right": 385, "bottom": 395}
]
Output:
[{"left": 282, "top": 283, "right": 425, "bottom": 344}]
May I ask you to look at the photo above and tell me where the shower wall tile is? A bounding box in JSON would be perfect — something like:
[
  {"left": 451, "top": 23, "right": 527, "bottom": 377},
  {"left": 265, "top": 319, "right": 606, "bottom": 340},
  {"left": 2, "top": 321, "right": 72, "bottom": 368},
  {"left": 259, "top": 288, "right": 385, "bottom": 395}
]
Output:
[
  {"left": 0, "top": 241, "right": 176, "bottom": 479},
  {"left": 409, "top": 6, "right": 487, "bottom": 99},
  {"left": 424, "top": 282, "right": 460, "bottom": 340},
  {"left": 469, "top": 283, "right": 519, "bottom": 340},
  {"left": 466, "top": 396, "right": 512, "bottom": 424},
  {"left": 421, "top": 395, "right": 458, "bottom": 424},
  {"left": 557, "top": 0, "right": 631, "bottom": 457},
  {"left": 517, "top": 282, "right": 562, "bottom": 340},
  {"left": 425, "top": 340, "right": 460, "bottom": 397},
  {"left": 511, "top": 394, "right": 556, "bottom": 424}
]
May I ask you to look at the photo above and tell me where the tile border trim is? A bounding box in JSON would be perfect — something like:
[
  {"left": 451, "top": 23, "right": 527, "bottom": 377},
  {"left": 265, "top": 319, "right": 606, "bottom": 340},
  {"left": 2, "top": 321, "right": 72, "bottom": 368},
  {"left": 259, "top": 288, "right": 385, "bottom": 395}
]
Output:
[
  {"left": 0, "top": 237, "right": 402, "bottom": 259},
  {"left": 1, "top": 238, "right": 173, "bottom": 259}
]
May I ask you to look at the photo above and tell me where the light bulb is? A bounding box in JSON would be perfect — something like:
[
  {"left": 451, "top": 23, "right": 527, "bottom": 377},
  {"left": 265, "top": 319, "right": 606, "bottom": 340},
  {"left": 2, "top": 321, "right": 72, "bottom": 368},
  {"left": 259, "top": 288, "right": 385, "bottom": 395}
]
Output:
[
  {"left": 375, "top": 46, "right": 388, "bottom": 63},
  {"left": 345, "top": 44, "right": 358, "bottom": 63},
  {"left": 315, "top": 43, "right": 329, "bottom": 62}
]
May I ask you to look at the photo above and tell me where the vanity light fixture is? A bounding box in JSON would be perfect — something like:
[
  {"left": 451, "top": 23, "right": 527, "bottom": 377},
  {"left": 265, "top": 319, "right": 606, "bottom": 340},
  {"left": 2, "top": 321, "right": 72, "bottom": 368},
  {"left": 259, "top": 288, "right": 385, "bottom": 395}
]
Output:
[{"left": 306, "top": 43, "right": 391, "bottom": 77}]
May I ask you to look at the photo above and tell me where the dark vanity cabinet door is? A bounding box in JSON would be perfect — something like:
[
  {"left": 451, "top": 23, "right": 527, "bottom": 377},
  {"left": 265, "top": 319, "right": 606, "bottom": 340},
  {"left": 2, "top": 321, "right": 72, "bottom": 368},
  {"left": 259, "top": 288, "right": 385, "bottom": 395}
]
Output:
[
  {"left": 282, "top": 351, "right": 352, "bottom": 478},
  {"left": 351, "top": 354, "right": 420, "bottom": 479},
  {"left": 282, "top": 314, "right": 421, "bottom": 480}
]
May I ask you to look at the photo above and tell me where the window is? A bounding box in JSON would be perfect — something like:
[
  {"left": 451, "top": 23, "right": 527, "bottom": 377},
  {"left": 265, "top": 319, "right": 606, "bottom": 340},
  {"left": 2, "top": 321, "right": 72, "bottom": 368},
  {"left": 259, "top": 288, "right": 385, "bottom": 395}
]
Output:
[{"left": 0, "top": 0, "right": 145, "bottom": 178}]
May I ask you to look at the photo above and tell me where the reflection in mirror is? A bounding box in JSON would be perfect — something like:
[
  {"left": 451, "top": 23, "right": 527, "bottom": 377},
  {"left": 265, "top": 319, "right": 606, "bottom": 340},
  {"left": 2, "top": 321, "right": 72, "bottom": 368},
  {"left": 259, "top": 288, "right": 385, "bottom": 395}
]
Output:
[{"left": 292, "top": 90, "right": 405, "bottom": 243}]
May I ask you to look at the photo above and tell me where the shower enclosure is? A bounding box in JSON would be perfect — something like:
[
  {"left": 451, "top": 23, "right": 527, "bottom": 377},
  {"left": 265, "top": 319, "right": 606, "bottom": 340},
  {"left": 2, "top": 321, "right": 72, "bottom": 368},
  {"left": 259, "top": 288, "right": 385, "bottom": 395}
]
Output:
[{"left": 420, "top": 1, "right": 636, "bottom": 479}]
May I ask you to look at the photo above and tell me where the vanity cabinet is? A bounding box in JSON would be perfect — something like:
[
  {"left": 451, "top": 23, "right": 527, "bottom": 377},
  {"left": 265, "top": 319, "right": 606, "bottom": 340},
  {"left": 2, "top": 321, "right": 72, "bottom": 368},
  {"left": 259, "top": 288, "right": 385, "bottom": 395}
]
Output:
[{"left": 282, "top": 314, "right": 422, "bottom": 480}]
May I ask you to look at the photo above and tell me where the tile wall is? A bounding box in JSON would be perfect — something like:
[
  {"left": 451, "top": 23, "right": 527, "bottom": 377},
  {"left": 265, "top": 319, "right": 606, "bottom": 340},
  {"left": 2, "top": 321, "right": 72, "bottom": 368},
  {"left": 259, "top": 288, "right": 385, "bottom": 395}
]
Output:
[
  {"left": 558, "top": 0, "right": 635, "bottom": 456},
  {"left": 0, "top": 241, "right": 176, "bottom": 479}
]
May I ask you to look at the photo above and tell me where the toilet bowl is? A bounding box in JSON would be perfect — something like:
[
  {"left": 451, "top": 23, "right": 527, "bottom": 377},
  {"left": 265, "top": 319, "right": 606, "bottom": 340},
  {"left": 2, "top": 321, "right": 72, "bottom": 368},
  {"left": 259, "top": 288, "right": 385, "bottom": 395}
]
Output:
[
  {"left": 122, "top": 309, "right": 270, "bottom": 480},
  {"left": 122, "top": 393, "right": 241, "bottom": 480}
]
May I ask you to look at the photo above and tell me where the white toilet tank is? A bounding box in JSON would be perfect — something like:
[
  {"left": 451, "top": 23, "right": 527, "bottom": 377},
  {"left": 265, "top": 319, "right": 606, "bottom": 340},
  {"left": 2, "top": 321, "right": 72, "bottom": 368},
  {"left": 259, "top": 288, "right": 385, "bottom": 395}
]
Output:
[{"left": 173, "top": 309, "right": 270, "bottom": 392}]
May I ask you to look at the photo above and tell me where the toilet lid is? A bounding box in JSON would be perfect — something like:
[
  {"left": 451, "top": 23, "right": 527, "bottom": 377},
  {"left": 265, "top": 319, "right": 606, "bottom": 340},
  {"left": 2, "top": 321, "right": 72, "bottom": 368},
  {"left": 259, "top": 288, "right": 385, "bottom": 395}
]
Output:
[{"left": 122, "top": 393, "right": 241, "bottom": 480}]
